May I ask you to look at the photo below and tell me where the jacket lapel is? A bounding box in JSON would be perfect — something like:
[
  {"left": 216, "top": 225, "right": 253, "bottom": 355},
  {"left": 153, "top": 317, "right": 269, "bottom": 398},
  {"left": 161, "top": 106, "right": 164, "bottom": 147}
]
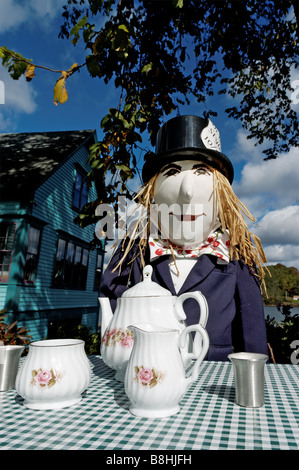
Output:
[
  {"left": 150, "top": 253, "right": 216, "bottom": 296},
  {"left": 151, "top": 256, "right": 177, "bottom": 295},
  {"left": 177, "top": 255, "right": 216, "bottom": 294}
]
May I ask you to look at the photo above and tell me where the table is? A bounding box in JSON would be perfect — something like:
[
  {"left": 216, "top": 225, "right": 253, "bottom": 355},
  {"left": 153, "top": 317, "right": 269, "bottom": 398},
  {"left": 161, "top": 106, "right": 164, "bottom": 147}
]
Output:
[{"left": 0, "top": 357, "right": 298, "bottom": 451}]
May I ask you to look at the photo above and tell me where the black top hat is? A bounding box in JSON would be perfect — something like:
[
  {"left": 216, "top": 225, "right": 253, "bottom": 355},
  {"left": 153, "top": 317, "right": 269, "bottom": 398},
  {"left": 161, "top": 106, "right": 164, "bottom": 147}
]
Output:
[{"left": 142, "top": 115, "right": 234, "bottom": 183}]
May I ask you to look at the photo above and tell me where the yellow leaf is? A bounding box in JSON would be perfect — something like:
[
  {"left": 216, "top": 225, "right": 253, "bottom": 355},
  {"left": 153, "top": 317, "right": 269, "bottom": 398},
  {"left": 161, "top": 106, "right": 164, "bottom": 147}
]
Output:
[
  {"left": 53, "top": 76, "right": 68, "bottom": 106},
  {"left": 25, "top": 64, "right": 35, "bottom": 82}
]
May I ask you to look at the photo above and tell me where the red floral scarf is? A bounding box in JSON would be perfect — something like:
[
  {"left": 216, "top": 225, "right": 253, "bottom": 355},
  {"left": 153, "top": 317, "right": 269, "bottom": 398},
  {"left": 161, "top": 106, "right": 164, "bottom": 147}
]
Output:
[{"left": 149, "top": 228, "right": 230, "bottom": 263}]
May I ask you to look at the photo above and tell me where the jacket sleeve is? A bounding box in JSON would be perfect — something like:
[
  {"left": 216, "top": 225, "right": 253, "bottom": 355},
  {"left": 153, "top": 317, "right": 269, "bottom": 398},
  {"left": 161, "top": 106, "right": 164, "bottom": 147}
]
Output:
[
  {"left": 233, "top": 261, "right": 269, "bottom": 356},
  {"left": 99, "top": 240, "right": 143, "bottom": 312}
]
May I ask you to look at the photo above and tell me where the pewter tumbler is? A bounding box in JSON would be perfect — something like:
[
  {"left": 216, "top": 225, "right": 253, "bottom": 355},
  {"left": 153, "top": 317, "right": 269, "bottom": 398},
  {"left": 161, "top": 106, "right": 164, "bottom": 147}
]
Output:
[
  {"left": 0, "top": 345, "right": 24, "bottom": 391},
  {"left": 228, "top": 352, "right": 268, "bottom": 408}
]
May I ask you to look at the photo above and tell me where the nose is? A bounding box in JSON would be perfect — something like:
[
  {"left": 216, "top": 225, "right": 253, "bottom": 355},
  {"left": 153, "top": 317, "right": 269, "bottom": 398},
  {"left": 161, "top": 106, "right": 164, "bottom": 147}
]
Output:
[{"left": 179, "top": 172, "right": 194, "bottom": 203}]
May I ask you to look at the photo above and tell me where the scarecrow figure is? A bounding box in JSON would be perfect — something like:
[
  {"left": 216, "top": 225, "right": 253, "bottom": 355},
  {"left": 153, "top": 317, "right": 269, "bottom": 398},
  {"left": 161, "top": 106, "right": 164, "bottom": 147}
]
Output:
[{"left": 99, "top": 115, "right": 268, "bottom": 361}]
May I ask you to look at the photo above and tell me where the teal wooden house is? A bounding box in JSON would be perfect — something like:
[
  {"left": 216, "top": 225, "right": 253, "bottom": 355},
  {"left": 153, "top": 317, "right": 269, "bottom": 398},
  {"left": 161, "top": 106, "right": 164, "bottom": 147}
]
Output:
[{"left": 0, "top": 130, "right": 105, "bottom": 341}]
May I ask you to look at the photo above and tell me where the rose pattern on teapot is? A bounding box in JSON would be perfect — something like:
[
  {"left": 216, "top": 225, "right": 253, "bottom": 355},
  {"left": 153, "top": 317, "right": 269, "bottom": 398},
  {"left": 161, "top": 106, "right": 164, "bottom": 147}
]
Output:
[{"left": 102, "top": 328, "right": 134, "bottom": 349}]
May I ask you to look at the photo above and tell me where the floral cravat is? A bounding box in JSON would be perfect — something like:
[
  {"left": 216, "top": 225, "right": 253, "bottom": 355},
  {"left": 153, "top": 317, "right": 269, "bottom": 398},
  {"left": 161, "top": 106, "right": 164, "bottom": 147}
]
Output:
[{"left": 149, "top": 228, "right": 230, "bottom": 263}]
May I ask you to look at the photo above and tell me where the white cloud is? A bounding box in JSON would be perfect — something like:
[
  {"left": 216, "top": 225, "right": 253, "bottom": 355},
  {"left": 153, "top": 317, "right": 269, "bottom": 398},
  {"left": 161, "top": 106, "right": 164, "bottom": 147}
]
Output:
[
  {"left": 250, "top": 206, "right": 299, "bottom": 269},
  {"left": 231, "top": 132, "right": 299, "bottom": 269},
  {"left": 0, "top": 67, "right": 37, "bottom": 130},
  {"left": 290, "top": 65, "right": 299, "bottom": 109},
  {"left": 230, "top": 128, "right": 268, "bottom": 163},
  {"left": 233, "top": 146, "right": 299, "bottom": 217},
  {"left": 0, "top": 0, "right": 26, "bottom": 32},
  {"left": 0, "top": 0, "right": 66, "bottom": 32},
  {"left": 0, "top": 67, "right": 36, "bottom": 114},
  {"left": 252, "top": 206, "right": 299, "bottom": 246},
  {"left": 264, "top": 244, "right": 299, "bottom": 270},
  {"left": 27, "top": 0, "right": 65, "bottom": 18}
]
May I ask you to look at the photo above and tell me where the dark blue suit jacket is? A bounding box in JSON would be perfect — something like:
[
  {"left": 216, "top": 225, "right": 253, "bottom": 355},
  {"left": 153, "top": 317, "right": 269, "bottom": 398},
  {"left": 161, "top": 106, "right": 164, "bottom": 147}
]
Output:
[{"left": 99, "top": 241, "right": 268, "bottom": 361}]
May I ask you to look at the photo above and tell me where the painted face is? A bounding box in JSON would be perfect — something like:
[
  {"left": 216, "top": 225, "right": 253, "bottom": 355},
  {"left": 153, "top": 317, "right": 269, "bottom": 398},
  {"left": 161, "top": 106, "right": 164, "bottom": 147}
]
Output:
[{"left": 153, "top": 160, "right": 219, "bottom": 247}]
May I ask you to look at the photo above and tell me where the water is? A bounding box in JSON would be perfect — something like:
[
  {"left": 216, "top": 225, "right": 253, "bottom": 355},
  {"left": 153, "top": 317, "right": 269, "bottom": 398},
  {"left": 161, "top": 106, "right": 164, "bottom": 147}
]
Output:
[{"left": 264, "top": 305, "right": 299, "bottom": 322}]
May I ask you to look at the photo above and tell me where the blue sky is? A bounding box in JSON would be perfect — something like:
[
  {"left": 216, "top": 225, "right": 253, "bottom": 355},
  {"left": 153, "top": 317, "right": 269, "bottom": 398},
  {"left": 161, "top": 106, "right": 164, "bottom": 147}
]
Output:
[{"left": 1, "top": 0, "right": 299, "bottom": 269}]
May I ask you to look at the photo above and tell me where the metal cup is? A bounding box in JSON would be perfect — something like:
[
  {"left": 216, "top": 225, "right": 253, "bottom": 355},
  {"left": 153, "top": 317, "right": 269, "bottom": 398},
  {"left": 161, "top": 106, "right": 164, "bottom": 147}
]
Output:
[
  {"left": 0, "top": 345, "right": 25, "bottom": 391},
  {"left": 228, "top": 352, "right": 268, "bottom": 408}
]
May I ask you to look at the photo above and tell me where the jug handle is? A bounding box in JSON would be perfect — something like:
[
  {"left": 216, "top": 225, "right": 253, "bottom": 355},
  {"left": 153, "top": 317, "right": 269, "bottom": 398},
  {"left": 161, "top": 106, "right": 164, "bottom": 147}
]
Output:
[
  {"left": 179, "top": 324, "right": 209, "bottom": 388},
  {"left": 175, "top": 291, "right": 209, "bottom": 327}
]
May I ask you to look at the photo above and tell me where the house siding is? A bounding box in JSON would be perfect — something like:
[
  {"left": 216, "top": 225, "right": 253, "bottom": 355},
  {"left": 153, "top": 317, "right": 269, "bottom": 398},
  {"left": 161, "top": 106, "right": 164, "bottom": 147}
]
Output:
[
  {"left": 0, "top": 285, "right": 6, "bottom": 310},
  {"left": 1, "top": 134, "right": 102, "bottom": 341}
]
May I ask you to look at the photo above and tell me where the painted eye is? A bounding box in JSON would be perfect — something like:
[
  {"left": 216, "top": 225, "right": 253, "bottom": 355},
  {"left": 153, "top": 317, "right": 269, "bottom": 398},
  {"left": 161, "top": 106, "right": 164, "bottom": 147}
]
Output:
[
  {"left": 161, "top": 164, "right": 181, "bottom": 177},
  {"left": 163, "top": 168, "right": 180, "bottom": 177},
  {"left": 193, "top": 165, "right": 209, "bottom": 175}
]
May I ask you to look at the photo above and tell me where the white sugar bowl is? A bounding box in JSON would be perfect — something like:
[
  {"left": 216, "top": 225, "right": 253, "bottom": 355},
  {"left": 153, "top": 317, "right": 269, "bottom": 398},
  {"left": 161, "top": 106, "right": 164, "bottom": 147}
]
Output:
[{"left": 15, "top": 339, "right": 91, "bottom": 410}]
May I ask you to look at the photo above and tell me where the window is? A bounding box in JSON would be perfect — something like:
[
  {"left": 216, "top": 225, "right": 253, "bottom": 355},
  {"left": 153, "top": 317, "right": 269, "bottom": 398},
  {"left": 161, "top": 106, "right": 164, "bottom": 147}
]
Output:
[
  {"left": 23, "top": 226, "right": 41, "bottom": 284},
  {"left": 53, "top": 236, "right": 89, "bottom": 289},
  {"left": 94, "top": 250, "right": 105, "bottom": 290},
  {"left": 0, "top": 222, "right": 16, "bottom": 282},
  {"left": 73, "top": 167, "right": 88, "bottom": 211}
]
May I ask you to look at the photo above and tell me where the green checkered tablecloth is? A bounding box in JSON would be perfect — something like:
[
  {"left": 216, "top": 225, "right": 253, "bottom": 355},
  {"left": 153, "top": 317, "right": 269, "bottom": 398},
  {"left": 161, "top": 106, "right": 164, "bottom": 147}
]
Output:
[{"left": 1, "top": 358, "right": 298, "bottom": 451}]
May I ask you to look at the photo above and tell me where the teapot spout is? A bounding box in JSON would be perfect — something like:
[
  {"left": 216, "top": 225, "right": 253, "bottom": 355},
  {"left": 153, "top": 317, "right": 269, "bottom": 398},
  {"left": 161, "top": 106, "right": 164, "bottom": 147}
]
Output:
[{"left": 98, "top": 297, "right": 113, "bottom": 340}]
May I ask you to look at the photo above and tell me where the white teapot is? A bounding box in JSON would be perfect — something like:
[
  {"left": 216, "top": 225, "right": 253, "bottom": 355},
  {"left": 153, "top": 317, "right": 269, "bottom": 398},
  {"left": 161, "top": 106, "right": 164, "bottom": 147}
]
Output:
[
  {"left": 99, "top": 265, "right": 208, "bottom": 381},
  {"left": 124, "top": 322, "right": 209, "bottom": 418}
]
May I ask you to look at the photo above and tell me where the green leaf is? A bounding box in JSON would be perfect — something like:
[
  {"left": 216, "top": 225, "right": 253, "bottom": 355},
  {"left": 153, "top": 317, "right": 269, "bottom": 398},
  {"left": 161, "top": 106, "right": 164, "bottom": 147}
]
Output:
[
  {"left": 172, "top": 0, "right": 184, "bottom": 7},
  {"left": 91, "top": 159, "right": 104, "bottom": 169},
  {"left": 118, "top": 24, "right": 129, "bottom": 33},
  {"left": 83, "top": 24, "right": 95, "bottom": 44},
  {"left": 141, "top": 63, "right": 153, "bottom": 74},
  {"left": 115, "top": 164, "right": 130, "bottom": 171},
  {"left": 101, "top": 114, "right": 111, "bottom": 128},
  {"left": 86, "top": 55, "right": 102, "bottom": 77},
  {"left": 70, "top": 16, "right": 88, "bottom": 45}
]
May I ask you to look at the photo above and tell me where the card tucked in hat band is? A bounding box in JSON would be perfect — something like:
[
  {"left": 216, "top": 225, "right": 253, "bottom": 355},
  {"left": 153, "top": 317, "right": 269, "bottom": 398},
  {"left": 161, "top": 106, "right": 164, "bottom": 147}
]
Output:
[{"left": 149, "top": 228, "right": 230, "bottom": 263}]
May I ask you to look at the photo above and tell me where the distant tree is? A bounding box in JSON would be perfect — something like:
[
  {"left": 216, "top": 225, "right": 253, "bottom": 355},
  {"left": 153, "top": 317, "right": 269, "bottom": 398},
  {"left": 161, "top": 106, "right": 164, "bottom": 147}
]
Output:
[
  {"left": 1, "top": 0, "right": 298, "bottom": 234},
  {"left": 263, "top": 264, "right": 299, "bottom": 304}
]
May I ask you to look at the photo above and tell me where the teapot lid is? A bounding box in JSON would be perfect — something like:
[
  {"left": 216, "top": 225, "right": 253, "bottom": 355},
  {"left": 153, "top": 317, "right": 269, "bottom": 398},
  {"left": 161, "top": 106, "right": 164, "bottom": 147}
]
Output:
[{"left": 121, "top": 265, "right": 171, "bottom": 297}]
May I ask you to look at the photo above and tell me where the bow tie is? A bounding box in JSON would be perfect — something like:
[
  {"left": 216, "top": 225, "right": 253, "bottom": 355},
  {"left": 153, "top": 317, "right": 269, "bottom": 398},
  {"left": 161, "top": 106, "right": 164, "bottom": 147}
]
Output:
[{"left": 149, "top": 228, "right": 230, "bottom": 263}]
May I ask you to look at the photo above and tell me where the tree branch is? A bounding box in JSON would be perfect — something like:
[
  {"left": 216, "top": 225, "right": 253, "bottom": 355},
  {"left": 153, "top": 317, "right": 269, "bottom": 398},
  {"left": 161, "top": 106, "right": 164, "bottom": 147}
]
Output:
[{"left": 0, "top": 46, "right": 86, "bottom": 75}]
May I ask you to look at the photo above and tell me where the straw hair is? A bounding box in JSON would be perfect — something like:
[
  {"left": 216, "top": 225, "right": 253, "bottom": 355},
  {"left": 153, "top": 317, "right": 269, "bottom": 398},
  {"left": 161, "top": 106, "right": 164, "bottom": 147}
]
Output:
[
  {"left": 110, "top": 165, "right": 268, "bottom": 293},
  {"left": 212, "top": 168, "right": 268, "bottom": 293}
]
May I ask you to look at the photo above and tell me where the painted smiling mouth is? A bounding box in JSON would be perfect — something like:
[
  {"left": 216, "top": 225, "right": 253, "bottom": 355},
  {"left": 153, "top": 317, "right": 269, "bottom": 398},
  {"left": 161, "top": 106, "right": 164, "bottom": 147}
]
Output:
[{"left": 169, "top": 213, "right": 206, "bottom": 221}]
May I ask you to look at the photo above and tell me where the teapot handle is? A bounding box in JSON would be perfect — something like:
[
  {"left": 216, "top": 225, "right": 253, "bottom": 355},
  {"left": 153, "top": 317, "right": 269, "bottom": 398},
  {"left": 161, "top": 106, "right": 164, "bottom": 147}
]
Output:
[
  {"left": 175, "top": 291, "right": 209, "bottom": 327},
  {"left": 179, "top": 324, "right": 209, "bottom": 388}
]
